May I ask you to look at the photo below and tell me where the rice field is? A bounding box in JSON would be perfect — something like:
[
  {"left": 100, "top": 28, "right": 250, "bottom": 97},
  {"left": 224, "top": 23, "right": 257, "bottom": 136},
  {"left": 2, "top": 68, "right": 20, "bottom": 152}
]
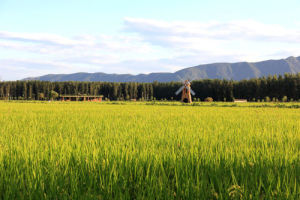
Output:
[{"left": 0, "top": 101, "right": 299, "bottom": 199}]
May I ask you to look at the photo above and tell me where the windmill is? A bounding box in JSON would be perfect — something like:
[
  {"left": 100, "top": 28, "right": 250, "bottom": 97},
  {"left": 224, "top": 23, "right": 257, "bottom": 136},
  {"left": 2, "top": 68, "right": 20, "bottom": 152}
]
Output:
[{"left": 175, "top": 80, "right": 195, "bottom": 103}]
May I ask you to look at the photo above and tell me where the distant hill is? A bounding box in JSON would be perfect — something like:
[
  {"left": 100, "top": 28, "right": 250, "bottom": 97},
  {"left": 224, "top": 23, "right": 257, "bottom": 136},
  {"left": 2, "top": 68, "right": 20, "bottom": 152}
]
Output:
[{"left": 24, "top": 56, "right": 300, "bottom": 82}]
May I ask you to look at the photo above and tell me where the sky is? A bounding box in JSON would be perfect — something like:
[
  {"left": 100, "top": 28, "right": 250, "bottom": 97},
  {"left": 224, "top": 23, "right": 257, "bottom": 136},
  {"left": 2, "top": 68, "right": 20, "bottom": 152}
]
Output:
[{"left": 1, "top": 0, "right": 300, "bottom": 80}]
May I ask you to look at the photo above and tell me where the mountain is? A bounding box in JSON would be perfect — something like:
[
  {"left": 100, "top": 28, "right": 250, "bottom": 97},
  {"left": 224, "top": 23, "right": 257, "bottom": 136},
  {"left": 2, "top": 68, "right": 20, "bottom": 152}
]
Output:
[{"left": 24, "top": 56, "right": 300, "bottom": 82}]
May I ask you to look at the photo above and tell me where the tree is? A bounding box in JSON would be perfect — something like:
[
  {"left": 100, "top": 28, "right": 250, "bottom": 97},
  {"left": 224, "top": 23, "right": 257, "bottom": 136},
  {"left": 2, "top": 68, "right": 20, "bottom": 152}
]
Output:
[
  {"left": 1, "top": 73, "right": 300, "bottom": 102},
  {"left": 50, "top": 90, "right": 59, "bottom": 100},
  {"left": 38, "top": 93, "right": 45, "bottom": 100}
]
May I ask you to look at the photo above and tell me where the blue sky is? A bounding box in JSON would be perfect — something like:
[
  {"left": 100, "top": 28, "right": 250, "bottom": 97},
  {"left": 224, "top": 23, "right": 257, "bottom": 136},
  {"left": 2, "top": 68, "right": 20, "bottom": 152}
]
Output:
[{"left": 1, "top": 0, "right": 300, "bottom": 80}]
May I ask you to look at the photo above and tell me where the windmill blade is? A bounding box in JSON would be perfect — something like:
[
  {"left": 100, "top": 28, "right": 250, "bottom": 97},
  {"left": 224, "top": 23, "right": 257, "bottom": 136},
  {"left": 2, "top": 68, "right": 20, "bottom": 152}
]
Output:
[
  {"left": 190, "top": 88, "right": 196, "bottom": 95},
  {"left": 175, "top": 86, "right": 184, "bottom": 95}
]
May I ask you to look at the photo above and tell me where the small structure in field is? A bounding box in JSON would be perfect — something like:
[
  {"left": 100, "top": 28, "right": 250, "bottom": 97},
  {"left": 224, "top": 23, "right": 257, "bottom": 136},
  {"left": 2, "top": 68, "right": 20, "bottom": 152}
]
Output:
[
  {"left": 175, "top": 80, "right": 196, "bottom": 103},
  {"left": 61, "top": 95, "right": 103, "bottom": 102},
  {"left": 234, "top": 99, "right": 247, "bottom": 103}
]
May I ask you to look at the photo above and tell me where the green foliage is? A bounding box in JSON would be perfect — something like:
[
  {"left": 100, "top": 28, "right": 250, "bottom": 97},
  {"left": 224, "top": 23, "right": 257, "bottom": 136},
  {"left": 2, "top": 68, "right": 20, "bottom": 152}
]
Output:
[
  {"left": 0, "top": 73, "right": 300, "bottom": 102},
  {"left": 50, "top": 90, "right": 59, "bottom": 100},
  {"left": 38, "top": 92, "right": 45, "bottom": 100},
  {"left": 282, "top": 96, "right": 288, "bottom": 102}
]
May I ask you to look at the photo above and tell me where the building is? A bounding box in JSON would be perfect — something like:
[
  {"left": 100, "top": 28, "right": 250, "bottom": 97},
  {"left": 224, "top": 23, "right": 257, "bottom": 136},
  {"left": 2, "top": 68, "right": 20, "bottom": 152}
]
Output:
[{"left": 61, "top": 95, "right": 103, "bottom": 102}]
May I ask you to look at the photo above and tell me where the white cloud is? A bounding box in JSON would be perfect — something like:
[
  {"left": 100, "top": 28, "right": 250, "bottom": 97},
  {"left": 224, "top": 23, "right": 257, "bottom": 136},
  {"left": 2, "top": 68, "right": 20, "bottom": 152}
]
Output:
[
  {"left": 124, "top": 18, "right": 300, "bottom": 44},
  {"left": 1, "top": 18, "right": 300, "bottom": 80},
  {"left": 0, "top": 31, "right": 93, "bottom": 47}
]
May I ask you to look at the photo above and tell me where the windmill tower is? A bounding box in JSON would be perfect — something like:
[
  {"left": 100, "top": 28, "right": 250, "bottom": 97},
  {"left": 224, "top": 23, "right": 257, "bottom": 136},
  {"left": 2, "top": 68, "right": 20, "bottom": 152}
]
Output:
[{"left": 175, "top": 80, "right": 195, "bottom": 103}]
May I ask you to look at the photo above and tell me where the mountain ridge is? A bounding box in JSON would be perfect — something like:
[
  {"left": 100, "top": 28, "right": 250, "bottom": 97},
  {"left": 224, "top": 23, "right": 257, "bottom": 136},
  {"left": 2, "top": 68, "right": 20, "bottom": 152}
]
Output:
[{"left": 23, "top": 56, "right": 300, "bottom": 82}]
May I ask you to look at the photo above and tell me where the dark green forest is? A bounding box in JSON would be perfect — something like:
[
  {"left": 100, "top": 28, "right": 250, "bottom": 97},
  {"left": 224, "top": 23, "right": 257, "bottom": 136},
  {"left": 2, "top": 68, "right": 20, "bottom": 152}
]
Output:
[{"left": 0, "top": 73, "right": 299, "bottom": 102}]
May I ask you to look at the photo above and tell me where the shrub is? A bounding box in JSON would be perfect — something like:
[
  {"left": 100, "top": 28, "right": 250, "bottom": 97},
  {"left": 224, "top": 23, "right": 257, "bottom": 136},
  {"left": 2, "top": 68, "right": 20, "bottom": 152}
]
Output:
[
  {"left": 205, "top": 97, "right": 213, "bottom": 102},
  {"left": 282, "top": 96, "right": 288, "bottom": 102},
  {"left": 50, "top": 91, "right": 58, "bottom": 100},
  {"left": 38, "top": 93, "right": 45, "bottom": 100}
]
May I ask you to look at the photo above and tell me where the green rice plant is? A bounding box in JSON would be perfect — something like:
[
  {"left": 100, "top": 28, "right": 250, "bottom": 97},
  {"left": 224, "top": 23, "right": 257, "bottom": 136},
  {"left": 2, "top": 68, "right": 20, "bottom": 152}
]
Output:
[{"left": 0, "top": 101, "right": 299, "bottom": 199}]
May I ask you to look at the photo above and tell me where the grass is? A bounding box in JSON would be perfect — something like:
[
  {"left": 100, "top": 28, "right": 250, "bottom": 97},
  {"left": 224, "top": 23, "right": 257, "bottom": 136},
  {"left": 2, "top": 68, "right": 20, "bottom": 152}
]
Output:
[{"left": 0, "top": 101, "right": 299, "bottom": 199}]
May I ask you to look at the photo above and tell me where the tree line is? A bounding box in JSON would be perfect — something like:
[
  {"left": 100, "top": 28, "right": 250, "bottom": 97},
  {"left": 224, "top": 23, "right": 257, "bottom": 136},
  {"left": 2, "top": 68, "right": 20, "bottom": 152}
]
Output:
[{"left": 0, "top": 73, "right": 299, "bottom": 102}]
